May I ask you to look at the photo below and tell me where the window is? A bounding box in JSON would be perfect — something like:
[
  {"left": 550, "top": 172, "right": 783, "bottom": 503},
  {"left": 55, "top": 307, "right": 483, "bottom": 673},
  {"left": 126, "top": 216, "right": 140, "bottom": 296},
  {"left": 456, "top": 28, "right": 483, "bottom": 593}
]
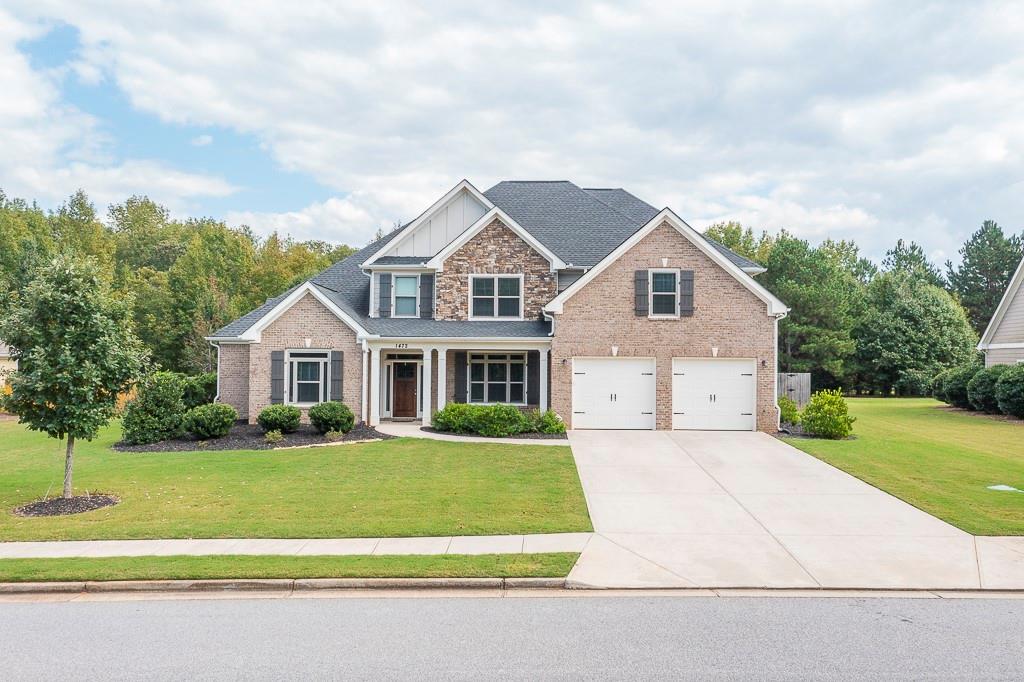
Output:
[
  {"left": 468, "top": 353, "right": 526, "bottom": 404},
  {"left": 650, "top": 270, "right": 679, "bottom": 317},
  {"left": 470, "top": 275, "right": 522, "bottom": 319},
  {"left": 393, "top": 275, "right": 418, "bottom": 317},
  {"left": 287, "top": 350, "right": 329, "bottom": 404}
]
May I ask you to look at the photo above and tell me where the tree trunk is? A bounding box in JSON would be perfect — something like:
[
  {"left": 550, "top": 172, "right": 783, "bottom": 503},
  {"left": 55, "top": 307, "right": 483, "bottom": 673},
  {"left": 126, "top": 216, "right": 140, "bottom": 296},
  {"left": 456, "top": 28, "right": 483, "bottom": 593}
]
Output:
[{"left": 63, "top": 435, "right": 75, "bottom": 499}]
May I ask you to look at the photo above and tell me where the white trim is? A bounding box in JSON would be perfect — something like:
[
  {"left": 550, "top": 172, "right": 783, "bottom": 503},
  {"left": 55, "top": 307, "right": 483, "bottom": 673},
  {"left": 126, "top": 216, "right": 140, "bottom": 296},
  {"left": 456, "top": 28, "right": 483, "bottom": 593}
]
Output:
[
  {"left": 391, "top": 273, "right": 420, "bottom": 319},
  {"left": 422, "top": 347, "right": 433, "bottom": 422},
  {"left": 369, "top": 347, "right": 381, "bottom": 425},
  {"left": 284, "top": 349, "right": 331, "bottom": 407},
  {"left": 436, "top": 348, "right": 448, "bottom": 412},
  {"left": 465, "top": 352, "right": 529, "bottom": 406},
  {"left": 648, "top": 268, "right": 680, "bottom": 319},
  {"left": 544, "top": 208, "right": 788, "bottom": 316},
  {"left": 539, "top": 348, "right": 549, "bottom": 412},
  {"left": 382, "top": 356, "right": 423, "bottom": 419},
  {"left": 360, "top": 344, "right": 368, "bottom": 423},
  {"left": 773, "top": 311, "right": 787, "bottom": 429},
  {"left": 426, "top": 207, "right": 566, "bottom": 272},
  {"left": 468, "top": 273, "right": 525, "bottom": 321},
  {"left": 670, "top": 356, "right": 757, "bottom": 432},
  {"left": 361, "top": 180, "right": 494, "bottom": 268},
  {"left": 978, "top": 255, "right": 1024, "bottom": 348},
  {"left": 982, "top": 342, "right": 1024, "bottom": 350}
]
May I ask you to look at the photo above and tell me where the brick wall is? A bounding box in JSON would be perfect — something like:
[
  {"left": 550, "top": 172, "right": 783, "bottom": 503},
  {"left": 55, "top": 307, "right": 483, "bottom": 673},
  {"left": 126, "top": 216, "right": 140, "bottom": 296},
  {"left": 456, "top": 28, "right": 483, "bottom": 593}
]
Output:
[
  {"left": 550, "top": 221, "right": 780, "bottom": 432},
  {"left": 245, "top": 293, "right": 363, "bottom": 424},
  {"left": 435, "top": 218, "right": 557, "bottom": 321},
  {"left": 217, "top": 344, "right": 250, "bottom": 419}
]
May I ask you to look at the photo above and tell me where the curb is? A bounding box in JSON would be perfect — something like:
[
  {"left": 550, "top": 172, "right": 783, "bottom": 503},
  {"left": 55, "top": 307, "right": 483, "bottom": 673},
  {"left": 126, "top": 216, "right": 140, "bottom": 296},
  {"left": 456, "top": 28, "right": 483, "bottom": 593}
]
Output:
[{"left": 0, "top": 576, "right": 567, "bottom": 595}]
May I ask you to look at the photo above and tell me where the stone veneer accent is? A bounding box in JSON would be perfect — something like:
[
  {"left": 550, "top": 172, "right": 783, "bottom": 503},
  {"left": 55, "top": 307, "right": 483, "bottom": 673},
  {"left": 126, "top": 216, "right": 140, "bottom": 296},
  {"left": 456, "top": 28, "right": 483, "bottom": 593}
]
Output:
[
  {"left": 549, "top": 221, "right": 780, "bottom": 432},
  {"left": 217, "top": 344, "right": 250, "bottom": 420},
  {"left": 434, "top": 218, "right": 557, "bottom": 321},
  {"left": 233, "top": 293, "right": 363, "bottom": 424}
]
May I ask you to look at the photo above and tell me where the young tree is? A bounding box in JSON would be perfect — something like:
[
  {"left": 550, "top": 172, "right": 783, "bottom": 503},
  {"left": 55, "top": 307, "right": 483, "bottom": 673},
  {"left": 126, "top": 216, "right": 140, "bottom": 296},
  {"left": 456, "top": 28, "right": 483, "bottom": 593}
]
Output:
[
  {"left": 0, "top": 256, "right": 148, "bottom": 498},
  {"left": 946, "top": 221, "right": 1024, "bottom": 334},
  {"left": 703, "top": 221, "right": 775, "bottom": 265},
  {"left": 883, "top": 239, "right": 945, "bottom": 288}
]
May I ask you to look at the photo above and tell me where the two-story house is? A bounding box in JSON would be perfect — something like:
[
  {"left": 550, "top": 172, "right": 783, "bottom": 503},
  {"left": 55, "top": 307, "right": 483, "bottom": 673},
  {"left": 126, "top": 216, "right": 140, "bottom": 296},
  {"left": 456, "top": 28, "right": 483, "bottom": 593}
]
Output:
[
  {"left": 978, "top": 254, "right": 1024, "bottom": 366},
  {"left": 209, "top": 180, "right": 789, "bottom": 432}
]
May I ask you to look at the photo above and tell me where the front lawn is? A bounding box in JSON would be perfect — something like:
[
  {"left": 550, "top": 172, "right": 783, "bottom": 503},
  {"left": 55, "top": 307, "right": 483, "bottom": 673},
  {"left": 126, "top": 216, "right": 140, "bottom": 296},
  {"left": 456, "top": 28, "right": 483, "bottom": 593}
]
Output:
[
  {"left": 0, "top": 420, "right": 591, "bottom": 541},
  {"left": 0, "top": 553, "right": 579, "bottom": 582},
  {"left": 784, "top": 398, "right": 1024, "bottom": 535}
]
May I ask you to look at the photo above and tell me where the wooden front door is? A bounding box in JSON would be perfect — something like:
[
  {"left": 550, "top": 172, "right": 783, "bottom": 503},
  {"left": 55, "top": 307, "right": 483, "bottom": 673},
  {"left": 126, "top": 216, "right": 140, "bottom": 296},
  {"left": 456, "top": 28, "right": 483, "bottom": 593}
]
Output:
[{"left": 392, "top": 362, "right": 418, "bottom": 417}]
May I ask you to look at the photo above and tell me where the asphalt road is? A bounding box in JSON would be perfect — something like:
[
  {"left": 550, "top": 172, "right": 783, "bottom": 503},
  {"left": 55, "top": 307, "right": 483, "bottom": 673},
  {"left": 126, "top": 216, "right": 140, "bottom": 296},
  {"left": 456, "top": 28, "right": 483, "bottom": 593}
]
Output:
[{"left": 3, "top": 594, "right": 1022, "bottom": 680}]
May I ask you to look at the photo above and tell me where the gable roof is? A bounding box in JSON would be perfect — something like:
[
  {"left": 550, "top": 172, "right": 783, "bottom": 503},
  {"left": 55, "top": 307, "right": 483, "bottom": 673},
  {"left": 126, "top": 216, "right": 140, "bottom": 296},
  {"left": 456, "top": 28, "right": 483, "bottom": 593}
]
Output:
[
  {"left": 425, "top": 206, "right": 566, "bottom": 271},
  {"left": 978, "top": 254, "right": 1024, "bottom": 348}
]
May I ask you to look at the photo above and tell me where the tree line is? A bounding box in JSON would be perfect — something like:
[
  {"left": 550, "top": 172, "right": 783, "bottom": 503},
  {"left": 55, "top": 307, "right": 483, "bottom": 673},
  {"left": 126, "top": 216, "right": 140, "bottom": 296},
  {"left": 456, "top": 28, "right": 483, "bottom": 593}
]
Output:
[
  {"left": 705, "top": 220, "right": 1023, "bottom": 394},
  {"left": 0, "top": 189, "right": 356, "bottom": 373}
]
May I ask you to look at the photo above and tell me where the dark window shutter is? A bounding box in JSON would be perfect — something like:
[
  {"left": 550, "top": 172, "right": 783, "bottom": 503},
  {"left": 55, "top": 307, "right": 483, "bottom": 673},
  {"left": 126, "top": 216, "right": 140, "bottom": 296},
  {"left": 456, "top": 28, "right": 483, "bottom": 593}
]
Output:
[
  {"left": 330, "top": 351, "right": 343, "bottom": 401},
  {"left": 634, "top": 270, "right": 649, "bottom": 316},
  {"left": 680, "top": 270, "right": 694, "bottom": 316},
  {"left": 454, "top": 351, "right": 467, "bottom": 403},
  {"left": 270, "top": 350, "right": 284, "bottom": 404},
  {"left": 419, "top": 274, "right": 434, "bottom": 319},
  {"left": 379, "top": 273, "right": 392, "bottom": 318},
  {"left": 527, "top": 351, "right": 540, "bottom": 406}
]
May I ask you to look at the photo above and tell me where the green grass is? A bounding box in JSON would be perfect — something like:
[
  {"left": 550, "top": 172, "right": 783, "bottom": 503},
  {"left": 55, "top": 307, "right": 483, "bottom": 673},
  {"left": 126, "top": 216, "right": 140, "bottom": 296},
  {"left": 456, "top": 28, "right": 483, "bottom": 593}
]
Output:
[
  {"left": 784, "top": 398, "right": 1024, "bottom": 535},
  {"left": 0, "top": 420, "right": 591, "bottom": 541},
  {"left": 0, "top": 553, "right": 579, "bottom": 582}
]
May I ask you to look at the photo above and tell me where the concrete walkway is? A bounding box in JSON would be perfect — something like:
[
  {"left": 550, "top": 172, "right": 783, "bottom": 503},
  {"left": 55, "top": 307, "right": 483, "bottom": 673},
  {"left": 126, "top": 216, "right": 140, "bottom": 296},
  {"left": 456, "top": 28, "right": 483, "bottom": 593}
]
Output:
[
  {"left": 0, "top": 533, "right": 592, "bottom": 559},
  {"left": 567, "top": 430, "right": 1024, "bottom": 590},
  {"left": 375, "top": 421, "right": 569, "bottom": 446}
]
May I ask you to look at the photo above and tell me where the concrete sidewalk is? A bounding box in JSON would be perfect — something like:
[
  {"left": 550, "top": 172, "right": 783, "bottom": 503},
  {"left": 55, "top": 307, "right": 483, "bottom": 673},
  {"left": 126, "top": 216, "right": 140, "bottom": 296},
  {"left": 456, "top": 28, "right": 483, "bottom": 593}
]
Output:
[{"left": 0, "top": 533, "right": 593, "bottom": 559}]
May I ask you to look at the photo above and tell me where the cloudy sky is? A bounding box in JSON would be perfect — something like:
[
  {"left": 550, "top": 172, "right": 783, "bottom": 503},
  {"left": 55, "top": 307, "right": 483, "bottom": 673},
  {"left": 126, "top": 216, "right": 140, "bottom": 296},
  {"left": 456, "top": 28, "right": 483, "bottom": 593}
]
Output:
[{"left": 3, "top": 1, "right": 1023, "bottom": 263}]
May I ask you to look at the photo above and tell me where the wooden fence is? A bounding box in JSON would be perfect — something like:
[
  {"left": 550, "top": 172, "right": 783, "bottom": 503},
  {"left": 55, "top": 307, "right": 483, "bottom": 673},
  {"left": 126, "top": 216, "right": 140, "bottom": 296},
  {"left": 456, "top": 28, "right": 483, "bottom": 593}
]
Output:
[{"left": 777, "top": 372, "right": 811, "bottom": 406}]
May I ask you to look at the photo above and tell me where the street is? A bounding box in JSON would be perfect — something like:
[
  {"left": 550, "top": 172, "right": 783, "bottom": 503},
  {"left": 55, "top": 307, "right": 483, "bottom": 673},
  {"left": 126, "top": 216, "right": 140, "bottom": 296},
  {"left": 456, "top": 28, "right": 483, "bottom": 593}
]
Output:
[{"left": 3, "top": 593, "right": 1022, "bottom": 680}]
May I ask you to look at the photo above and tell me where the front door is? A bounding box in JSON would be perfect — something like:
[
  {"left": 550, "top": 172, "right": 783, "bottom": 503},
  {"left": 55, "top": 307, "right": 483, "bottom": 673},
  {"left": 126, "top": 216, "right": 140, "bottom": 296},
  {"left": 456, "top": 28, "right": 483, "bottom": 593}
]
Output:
[{"left": 392, "top": 362, "right": 418, "bottom": 418}]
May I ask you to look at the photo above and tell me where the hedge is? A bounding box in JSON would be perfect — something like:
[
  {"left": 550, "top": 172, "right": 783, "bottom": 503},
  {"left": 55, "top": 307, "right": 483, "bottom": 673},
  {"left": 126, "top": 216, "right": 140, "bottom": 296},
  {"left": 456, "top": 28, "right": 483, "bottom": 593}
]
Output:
[
  {"left": 941, "top": 364, "right": 982, "bottom": 410},
  {"left": 967, "top": 365, "right": 1009, "bottom": 414},
  {"left": 995, "top": 364, "right": 1024, "bottom": 418}
]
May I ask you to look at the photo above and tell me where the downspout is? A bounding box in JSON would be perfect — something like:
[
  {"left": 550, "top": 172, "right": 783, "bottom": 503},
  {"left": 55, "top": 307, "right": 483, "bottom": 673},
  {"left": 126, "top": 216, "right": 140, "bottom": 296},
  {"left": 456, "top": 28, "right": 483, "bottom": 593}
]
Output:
[
  {"left": 209, "top": 340, "right": 221, "bottom": 403},
  {"left": 772, "top": 311, "right": 788, "bottom": 430}
]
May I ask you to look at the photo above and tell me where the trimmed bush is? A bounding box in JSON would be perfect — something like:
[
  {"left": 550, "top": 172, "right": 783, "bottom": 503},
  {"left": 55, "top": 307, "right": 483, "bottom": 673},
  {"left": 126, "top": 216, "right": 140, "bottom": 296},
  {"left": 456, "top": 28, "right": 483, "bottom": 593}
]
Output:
[
  {"left": 470, "top": 403, "right": 531, "bottom": 437},
  {"left": 531, "top": 409, "right": 566, "bottom": 434},
  {"left": 121, "top": 371, "right": 187, "bottom": 445},
  {"left": 257, "top": 404, "right": 302, "bottom": 433},
  {"left": 778, "top": 396, "right": 800, "bottom": 425},
  {"left": 995, "top": 364, "right": 1024, "bottom": 418},
  {"left": 931, "top": 369, "right": 951, "bottom": 403},
  {"left": 433, "top": 403, "right": 477, "bottom": 433},
  {"left": 264, "top": 429, "right": 283, "bottom": 444},
  {"left": 800, "top": 389, "right": 855, "bottom": 439},
  {"left": 942, "top": 364, "right": 982, "bottom": 410},
  {"left": 967, "top": 365, "right": 1009, "bottom": 414},
  {"left": 434, "top": 404, "right": 565, "bottom": 437},
  {"left": 182, "top": 372, "right": 217, "bottom": 410},
  {"left": 183, "top": 402, "right": 237, "bottom": 439},
  {"left": 308, "top": 401, "right": 355, "bottom": 434}
]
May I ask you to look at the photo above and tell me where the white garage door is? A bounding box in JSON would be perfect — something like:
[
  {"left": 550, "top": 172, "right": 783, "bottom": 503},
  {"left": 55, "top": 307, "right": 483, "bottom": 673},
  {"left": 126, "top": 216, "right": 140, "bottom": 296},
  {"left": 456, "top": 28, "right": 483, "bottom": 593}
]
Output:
[
  {"left": 571, "top": 358, "right": 656, "bottom": 430},
  {"left": 672, "top": 358, "right": 756, "bottom": 431}
]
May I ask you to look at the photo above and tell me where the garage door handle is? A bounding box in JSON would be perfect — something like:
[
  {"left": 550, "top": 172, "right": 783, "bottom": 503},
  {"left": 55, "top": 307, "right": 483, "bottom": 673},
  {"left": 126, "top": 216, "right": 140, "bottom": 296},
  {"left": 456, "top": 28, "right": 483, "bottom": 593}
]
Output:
[
  {"left": 673, "top": 411, "right": 685, "bottom": 415},
  {"left": 573, "top": 411, "right": 585, "bottom": 414},
  {"left": 741, "top": 412, "right": 752, "bottom": 416},
  {"left": 641, "top": 372, "right": 653, "bottom": 376},
  {"left": 741, "top": 373, "right": 753, "bottom": 376},
  {"left": 641, "top": 411, "right": 653, "bottom": 415}
]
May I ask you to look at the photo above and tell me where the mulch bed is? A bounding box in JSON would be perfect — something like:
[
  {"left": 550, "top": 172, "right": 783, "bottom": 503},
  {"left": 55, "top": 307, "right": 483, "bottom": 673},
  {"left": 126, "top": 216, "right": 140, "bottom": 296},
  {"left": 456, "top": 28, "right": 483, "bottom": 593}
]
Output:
[
  {"left": 420, "top": 426, "right": 568, "bottom": 440},
  {"left": 15, "top": 494, "right": 119, "bottom": 517},
  {"left": 113, "top": 423, "right": 396, "bottom": 452},
  {"left": 776, "top": 423, "right": 856, "bottom": 440}
]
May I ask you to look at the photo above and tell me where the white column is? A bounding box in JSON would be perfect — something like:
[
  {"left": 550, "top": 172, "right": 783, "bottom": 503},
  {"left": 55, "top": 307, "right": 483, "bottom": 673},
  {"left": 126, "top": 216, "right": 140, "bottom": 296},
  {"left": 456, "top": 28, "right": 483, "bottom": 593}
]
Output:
[
  {"left": 421, "top": 347, "right": 434, "bottom": 423},
  {"left": 368, "top": 346, "right": 381, "bottom": 426},
  {"left": 436, "top": 347, "right": 447, "bottom": 412},
  {"left": 360, "top": 346, "right": 368, "bottom": 424},
  {"left": 539, "top": 348, "right": 549, "bottom": 412}
]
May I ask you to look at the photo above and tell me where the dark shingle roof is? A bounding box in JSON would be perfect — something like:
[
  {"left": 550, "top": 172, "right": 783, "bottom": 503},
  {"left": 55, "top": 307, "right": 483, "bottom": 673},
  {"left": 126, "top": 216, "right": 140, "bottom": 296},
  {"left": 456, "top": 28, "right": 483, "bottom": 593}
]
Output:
[{"left": 372, "top": 256, "right": 427, "bottom": 265}]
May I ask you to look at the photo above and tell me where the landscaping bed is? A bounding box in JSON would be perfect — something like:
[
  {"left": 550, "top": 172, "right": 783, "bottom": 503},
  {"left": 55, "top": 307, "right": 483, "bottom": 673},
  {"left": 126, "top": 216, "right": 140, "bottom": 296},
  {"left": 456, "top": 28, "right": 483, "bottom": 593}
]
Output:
[
  {"left": 421, "top": 426, "right": 566, "bottom": 440},
  {"left": 114, "top": 422, "right": 394, "bottom": 452},
  {"left": 15, "top": 494, "right": 119, "bottom": 517}
]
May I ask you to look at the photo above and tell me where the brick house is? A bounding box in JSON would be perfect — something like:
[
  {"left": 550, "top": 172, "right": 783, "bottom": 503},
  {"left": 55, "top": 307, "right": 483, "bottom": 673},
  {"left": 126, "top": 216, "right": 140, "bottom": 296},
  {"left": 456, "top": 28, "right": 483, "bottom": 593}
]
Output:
[{"left": 209, "top": 180, "right": 788, "bottom": 432}]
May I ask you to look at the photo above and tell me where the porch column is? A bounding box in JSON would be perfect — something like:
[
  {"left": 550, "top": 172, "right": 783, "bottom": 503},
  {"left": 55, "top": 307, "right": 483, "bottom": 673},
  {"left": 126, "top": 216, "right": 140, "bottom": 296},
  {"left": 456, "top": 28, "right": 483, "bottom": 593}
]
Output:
[
  {"left": 421, "top": 346, "right": 434, "bottom": 423},
  {"left": 436, "top": 347, "right": 447, "bottom": 412},
  {"left": 539, "top": 348, "right": 549, "bottom": 412},
  {"left": 368, "top": 347, "right": 381, "bottom": 426}
]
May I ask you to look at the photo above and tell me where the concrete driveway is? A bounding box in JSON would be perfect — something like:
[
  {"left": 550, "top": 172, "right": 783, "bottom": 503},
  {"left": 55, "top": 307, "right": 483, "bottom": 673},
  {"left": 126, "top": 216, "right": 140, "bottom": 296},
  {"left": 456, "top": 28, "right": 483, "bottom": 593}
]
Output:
[{"left": 568, "top": 430, "right": 1024, "bottom": 589}]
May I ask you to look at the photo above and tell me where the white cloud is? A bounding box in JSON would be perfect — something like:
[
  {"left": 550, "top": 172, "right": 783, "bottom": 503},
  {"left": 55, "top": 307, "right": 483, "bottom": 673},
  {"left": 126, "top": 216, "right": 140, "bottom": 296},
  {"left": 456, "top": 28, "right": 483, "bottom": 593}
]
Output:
[
  {"left": 5, "top": 0, "right": 1024, "bottom": 259},
  {"left": 190, "top": 134, "right": 213, "bottom": 147}
]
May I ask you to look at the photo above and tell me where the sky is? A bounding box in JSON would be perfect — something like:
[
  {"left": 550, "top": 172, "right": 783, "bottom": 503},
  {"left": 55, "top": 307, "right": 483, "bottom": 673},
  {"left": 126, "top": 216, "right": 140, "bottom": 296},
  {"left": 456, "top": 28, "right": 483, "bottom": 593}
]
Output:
[{"left": 2, "top": 1, "right": 1023, "bottom": 264}]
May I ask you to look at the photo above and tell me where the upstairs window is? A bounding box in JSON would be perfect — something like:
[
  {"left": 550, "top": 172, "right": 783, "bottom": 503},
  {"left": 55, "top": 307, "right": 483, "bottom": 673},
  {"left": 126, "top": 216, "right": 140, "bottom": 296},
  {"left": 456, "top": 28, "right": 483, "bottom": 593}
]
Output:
[
  {"left": 650, "top": 270, "right": 679, "bottom": 317},
  {"left": 393, "top": 275, "right": 419, "bottom": 317},
  {"left": 470, "top": 275, "right": 522, "bottom": 319}
]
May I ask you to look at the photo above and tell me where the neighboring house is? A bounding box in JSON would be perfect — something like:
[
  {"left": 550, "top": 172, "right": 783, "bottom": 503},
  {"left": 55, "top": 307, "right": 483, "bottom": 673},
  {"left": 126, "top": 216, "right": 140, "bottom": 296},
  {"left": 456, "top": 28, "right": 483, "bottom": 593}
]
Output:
[
  {"left": 978, "top": 255, "right": 1024, "bottom": 366},
  {"left": 209, "top": 180, "right": 788, "bottom": 432}
]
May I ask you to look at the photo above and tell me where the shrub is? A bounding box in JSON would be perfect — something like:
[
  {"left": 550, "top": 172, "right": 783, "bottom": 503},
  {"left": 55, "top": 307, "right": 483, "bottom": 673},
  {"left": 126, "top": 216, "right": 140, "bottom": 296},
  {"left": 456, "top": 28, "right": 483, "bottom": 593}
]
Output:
[
  {"left": 308, "top": 401, "right": 355, "bottom": 434},
  {"left": 967, "top": 365, "right": 1009, "bottom": 414},
  {"left": 800, "top": 389, "right": 855, "bottom": 439},
  {"left": 433, "top": 403, "right": 478, "bottom": 433},
  {"left": 942, "top": 364, "right": 982, "bottom": 410},
  {"left": 121, "top": 371, "right": 187, "bottom": 445},
  {"left": 264, "top": 429, "right": 283, "bottom": 444},
  {"left": 995, "top": 364, "right": 1024, "bottom": 418},
  {"left": 469, "top": 403, "right": 531, "bottom": 437},
  {"left": 182, "top": 372, "right": 217, "bottom": 410},
  {"left": 257, "top": 404, "right": 302, "bottom": 433},
  {"left": 325, "top": 430, "right": 344, "bottom": 442},
  {"left": 778, "top": 396, "right": 800, "bottom": 425},
  {"left": 530, "top": 409, "right": 566, "bottom": 434},
  {"left": 931, "top": 369, "right": 951, "bottom": 403},
  {"left": 183, "top": 403, "right": 237, "bottom": 439}
]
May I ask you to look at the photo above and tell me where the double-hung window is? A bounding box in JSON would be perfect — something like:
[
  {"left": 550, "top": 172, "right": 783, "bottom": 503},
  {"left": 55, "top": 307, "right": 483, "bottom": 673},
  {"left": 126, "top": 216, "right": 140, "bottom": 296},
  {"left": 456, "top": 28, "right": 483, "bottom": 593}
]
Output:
[
  {"left": 287, "top": 350, "right": 329, "bottom": 404},
  {"left": 649, "top": 269, "right": 679, "bottom": 317},
  {"left": 468, "top": 353, "right": 526, "bottom": 404},
  {"left": 470, "top": 275, "right": 522, "bottom": 319},
  {"left": 393, "top": 275, "right": 419, "bottom": 317}
]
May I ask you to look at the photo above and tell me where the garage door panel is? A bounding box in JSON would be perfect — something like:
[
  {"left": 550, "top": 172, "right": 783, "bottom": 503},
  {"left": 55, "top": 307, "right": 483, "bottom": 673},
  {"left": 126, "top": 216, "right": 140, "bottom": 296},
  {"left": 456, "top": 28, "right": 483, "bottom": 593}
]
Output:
[
  {"left": 572, "top": 358, "right": 655, "bottom": 430},
  {"left": 672, "top": 359, "right": 755, "bottom": 431}
]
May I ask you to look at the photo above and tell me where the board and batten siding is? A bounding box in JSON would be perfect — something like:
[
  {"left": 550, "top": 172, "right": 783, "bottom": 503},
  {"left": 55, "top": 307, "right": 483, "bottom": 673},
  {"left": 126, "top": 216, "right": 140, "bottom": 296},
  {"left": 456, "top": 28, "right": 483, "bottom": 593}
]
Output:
[{"left": 389, "top": 189, "right": 487, "bottom": 257}]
